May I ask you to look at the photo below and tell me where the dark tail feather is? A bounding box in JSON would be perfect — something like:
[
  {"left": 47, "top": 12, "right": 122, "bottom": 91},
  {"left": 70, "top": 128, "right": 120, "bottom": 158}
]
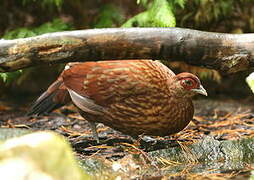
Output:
[{"left": 27, "top": 78, "right": 70, "bottom": 116}]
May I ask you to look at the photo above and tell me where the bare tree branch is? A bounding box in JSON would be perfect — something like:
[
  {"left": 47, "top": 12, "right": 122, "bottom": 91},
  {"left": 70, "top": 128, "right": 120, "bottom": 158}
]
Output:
[{"left": 0, "top": 27, "right": 254, "bottom": 73}]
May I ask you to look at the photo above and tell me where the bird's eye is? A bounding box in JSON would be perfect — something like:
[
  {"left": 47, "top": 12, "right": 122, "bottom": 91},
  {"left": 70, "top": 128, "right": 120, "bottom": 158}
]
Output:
[{"left": 183, "top": 79, "right": 193, "bottom": 86}]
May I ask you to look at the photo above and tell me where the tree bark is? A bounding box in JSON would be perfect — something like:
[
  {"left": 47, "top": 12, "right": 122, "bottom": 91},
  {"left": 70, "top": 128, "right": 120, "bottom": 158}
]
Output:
[{"left": 0, "top": 27, "right": 254, "bottom": 73}]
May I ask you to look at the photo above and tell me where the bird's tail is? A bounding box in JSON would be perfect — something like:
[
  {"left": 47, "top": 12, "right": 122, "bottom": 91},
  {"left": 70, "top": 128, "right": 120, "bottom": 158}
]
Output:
[{"left": 27, "top": 77, "right": 71, "bottom": 116}]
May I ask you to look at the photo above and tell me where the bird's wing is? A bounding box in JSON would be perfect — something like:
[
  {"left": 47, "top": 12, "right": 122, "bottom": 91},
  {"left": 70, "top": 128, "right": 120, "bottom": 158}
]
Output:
[
  {"left": 62, "top": 60, "right": 175, "bottom": 108},
  {"left": 67, "top": 88, "right": 106, "bottom": 115}
]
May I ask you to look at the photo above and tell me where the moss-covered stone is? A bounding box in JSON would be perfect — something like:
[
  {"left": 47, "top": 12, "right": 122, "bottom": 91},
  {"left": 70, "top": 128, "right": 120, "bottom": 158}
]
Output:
[{"left": 0, "top": 131, "right": 90, "bottom": 180}]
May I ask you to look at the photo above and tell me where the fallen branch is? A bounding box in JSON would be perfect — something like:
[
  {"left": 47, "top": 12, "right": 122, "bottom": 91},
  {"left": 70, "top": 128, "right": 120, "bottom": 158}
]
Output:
[{"left": 0, "top": 27, "right": 254, "bottom": 73}]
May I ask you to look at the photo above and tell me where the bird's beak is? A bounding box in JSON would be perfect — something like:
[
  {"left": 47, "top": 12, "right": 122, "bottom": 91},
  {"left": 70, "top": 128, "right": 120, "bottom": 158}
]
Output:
[{"left": 191, "top": 85, "right": 208, "bottom": 96}]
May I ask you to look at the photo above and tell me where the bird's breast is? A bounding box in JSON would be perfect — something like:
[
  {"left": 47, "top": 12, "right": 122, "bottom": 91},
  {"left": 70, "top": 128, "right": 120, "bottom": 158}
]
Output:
[{"left": 95, "top": 95, "right": 194, "bottom": 136}]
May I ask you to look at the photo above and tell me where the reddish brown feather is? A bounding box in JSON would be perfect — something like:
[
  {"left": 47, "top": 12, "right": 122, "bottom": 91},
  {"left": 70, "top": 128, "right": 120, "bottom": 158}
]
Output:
[{"left": 62, "top": 60, "right": 175, "bottom": 106}]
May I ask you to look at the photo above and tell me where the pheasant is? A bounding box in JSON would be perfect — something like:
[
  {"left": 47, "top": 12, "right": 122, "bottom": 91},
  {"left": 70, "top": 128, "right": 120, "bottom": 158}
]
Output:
[{"left": 28, "top": 60, "right": 207, "bottom": 142}]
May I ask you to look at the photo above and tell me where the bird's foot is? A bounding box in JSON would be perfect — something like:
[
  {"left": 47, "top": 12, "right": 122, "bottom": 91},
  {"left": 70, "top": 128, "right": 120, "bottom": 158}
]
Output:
[{"left": 139, "top": 135, "right": 158, "bottom": 144}]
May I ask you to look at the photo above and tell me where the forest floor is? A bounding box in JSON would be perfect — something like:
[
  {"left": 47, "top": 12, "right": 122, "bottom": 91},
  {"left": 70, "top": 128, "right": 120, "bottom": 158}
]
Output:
[{"left": 0, "top": 97, "right": 254, "bottom": 179}]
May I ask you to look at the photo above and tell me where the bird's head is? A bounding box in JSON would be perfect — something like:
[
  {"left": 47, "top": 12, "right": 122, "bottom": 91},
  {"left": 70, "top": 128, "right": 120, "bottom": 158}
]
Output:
[{"left": 173, "top": 72, "right": 207, "bottom": 98}]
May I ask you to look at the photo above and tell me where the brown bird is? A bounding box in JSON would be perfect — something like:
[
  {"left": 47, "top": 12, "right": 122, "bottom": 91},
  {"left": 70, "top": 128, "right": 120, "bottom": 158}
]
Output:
[{"left": 28, "top": 60, "right": 207, "bottom": 142}]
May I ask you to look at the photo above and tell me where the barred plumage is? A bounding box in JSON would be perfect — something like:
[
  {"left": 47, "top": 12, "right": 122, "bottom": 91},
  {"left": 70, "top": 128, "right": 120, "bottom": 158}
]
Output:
[{"left": 29, "top": 60, "right": 207, "bottom": 142}]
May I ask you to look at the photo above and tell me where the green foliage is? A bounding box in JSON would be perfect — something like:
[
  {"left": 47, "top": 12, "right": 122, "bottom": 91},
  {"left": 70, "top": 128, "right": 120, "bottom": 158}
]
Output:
[
  {"left": 0, "top": 70, "right": 23, "bottom": 84},
  {"left": 148, "top": 0, "right": 176, "bottom": 27},
  {"left": 3, "top": 19, "right": 72, "bottom": 40},
  {"left": 3, "top": 28, "right": 36, "bottom": 40},
  {"left": 22, "top": 0, "right": 63, "bottom": 8},
  {"left": 246, "top": 72, "right": 254, "bottom": 94},
  {"left": 122, "top": 0, "right": 186, "bottom": 28},
  {"left": 137, "top": 0, "right": 185, "bottom": 10},
  {"left": 171, "top": 0, "right": 185, "bottom": 9},
  {"left": 179, "top": 0, "right": 234, "bottom": 25},
  {"left": 136, "top": 0, "right": 149, "bottom": 7},
  {"left": 93, "top": 4, "right": 125, "bottom": 28},
  {"left": 193, "top": 0, "right": 233, "bottom": 23},
  {"left": 174, "top": 0, "right": 254, "bottom": 32}
]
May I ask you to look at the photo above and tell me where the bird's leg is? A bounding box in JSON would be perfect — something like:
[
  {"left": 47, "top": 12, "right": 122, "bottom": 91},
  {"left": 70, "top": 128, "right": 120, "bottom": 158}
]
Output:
[{"left": 88, "top": 121, "right": 100, "bottom": 143}]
